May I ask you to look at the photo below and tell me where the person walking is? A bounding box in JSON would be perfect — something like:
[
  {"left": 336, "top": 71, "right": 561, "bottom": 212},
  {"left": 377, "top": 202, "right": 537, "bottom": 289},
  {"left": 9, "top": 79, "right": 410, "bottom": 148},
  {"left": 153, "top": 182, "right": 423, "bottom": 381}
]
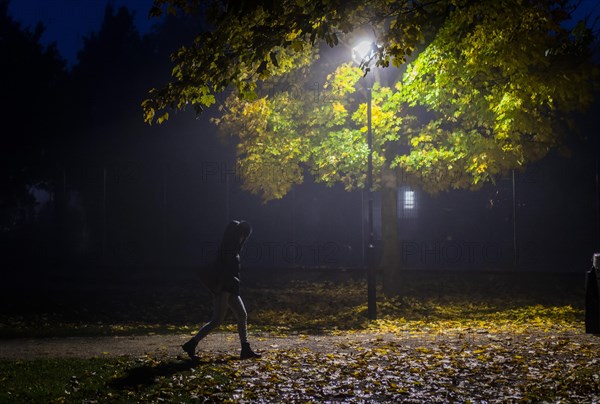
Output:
[{"left": 182, "top": 220, "right": 261, "bottom": 360}]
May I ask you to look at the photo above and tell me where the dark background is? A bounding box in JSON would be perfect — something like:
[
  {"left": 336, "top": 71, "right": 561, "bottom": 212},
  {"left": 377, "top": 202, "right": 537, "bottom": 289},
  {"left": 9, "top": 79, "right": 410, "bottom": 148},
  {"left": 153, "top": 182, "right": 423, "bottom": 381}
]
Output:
[{"left": 2, "top": 0, "right": 600, "bottom": 291}]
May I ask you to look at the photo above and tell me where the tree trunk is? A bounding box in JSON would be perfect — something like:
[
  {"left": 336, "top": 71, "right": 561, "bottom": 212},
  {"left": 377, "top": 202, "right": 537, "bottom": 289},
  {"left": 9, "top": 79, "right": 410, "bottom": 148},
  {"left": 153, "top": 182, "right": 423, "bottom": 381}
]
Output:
[{"left": 380, "top": 166, "right": 400, "bottom": 296}]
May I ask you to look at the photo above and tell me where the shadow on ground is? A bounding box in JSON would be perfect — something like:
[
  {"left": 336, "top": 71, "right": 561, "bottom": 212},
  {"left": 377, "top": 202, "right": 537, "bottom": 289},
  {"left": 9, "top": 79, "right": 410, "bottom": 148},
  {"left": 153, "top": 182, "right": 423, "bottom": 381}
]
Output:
[{"left": 109, "top": 356, "right": 234, "bottom": 390}]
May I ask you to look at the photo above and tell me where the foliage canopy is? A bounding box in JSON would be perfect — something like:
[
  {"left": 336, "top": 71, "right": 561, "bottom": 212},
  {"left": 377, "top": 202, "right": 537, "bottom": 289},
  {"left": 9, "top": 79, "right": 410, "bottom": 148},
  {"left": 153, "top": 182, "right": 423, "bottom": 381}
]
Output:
[
  {"left": 154, "top": 0, "right": 599, "bottom": 200},
  {"left": 143, "top": 0, "right": 439, "bottom": 124}
]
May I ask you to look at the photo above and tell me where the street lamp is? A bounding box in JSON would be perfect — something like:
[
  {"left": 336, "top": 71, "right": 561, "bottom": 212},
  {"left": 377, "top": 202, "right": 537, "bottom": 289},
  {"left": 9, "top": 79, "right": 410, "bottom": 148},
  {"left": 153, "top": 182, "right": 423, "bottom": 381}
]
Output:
[{"left": 353, "top": 40, "right": 377, "bottom": 320}]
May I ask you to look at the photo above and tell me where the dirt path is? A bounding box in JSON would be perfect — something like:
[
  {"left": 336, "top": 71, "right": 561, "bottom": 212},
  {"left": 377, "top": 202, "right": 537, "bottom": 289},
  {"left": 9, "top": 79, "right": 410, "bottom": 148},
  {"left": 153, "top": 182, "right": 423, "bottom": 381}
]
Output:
[
  {"left": 2, "top": 330, "right": 599, "bottom": 361},
  {"left": 0, "top": 332, "right": 374, "bottom": 360}
]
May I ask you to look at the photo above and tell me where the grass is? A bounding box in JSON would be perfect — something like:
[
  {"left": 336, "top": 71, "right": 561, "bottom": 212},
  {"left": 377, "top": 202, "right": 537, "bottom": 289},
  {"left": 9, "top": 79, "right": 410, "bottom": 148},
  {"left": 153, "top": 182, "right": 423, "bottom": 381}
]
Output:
[
  {"left": 0, "top": 356, "right": 240, "bottom": 403},
  {"left": 0, "top": 357, "right": 118, "bottom": 403}
]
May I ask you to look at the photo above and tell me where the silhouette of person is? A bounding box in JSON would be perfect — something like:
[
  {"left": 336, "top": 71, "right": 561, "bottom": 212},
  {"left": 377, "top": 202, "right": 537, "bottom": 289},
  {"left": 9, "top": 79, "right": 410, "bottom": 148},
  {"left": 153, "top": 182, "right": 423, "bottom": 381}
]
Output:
[{"left": 182, "top": 220, "right": 261, "bottom": 360}]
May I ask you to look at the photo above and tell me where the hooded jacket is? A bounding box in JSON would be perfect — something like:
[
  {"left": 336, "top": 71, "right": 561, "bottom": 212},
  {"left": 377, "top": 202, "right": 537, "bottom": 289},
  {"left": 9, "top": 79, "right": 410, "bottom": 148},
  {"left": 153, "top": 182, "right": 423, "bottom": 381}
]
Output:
[{"left": 203, "top": 220, "right": 252, "bottom": 295}]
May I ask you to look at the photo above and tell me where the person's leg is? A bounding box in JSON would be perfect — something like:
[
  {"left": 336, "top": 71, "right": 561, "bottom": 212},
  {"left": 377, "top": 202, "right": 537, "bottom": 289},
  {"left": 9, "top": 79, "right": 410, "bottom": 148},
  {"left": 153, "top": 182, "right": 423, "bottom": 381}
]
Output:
[
  {"left": 193, "top": 292, "right": 230, "bottom": 342},
  {"left": 182, "top": 292, "right": 230, "bottom": 358},
  {"left": 229, "top": 295, "right": 260, "bottom": 359},
  {"left": 227, "top": 294, "right": 248, "bottom": 344}
]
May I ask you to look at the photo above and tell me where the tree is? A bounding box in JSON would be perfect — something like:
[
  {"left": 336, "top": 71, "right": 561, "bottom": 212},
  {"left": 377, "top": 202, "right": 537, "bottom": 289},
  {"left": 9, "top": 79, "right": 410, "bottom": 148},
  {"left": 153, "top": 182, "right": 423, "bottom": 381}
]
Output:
[
  {"left": 142, "top": 0, "right": 440, "bottom": 124},
  {"left": 0, "top": 0, "right": 66, "bottom": 232},
  {"left": 145, "top": 0, "right": 598, "bottom": 290},
  {"left": 397, "top": 0, "right": 598, "bottom": 192},
  {"left": 69, "top": 5, "right": 152, "bottom": 131}
]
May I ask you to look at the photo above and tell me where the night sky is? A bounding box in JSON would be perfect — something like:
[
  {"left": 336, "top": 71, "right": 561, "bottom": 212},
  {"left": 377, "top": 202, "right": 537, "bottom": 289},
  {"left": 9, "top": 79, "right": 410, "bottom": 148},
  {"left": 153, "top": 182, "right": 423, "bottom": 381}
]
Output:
[
  {"left": 8, "top": 0, "right": 600, "bottom": 67},
  {"left": 8, "top": 0, "right": 156, "bottom": 66}
]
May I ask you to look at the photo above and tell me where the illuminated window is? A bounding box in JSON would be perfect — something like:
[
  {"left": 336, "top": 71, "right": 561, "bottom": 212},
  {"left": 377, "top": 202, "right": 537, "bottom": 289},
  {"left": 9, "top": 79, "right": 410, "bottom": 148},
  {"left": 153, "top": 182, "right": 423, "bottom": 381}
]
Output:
[
  {"left": 398, "top": 187, "right": 417, "bottom": 219},
  {"left": 404, "top": 191, "right": 415, "bottom": 210}
]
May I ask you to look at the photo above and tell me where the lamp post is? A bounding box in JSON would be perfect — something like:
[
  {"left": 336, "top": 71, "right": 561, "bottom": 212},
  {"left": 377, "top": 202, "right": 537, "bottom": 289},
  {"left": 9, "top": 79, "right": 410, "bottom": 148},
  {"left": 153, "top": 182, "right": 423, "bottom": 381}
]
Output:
[{"left": 353, "top": 40, "right": 377, "bottom": 320}]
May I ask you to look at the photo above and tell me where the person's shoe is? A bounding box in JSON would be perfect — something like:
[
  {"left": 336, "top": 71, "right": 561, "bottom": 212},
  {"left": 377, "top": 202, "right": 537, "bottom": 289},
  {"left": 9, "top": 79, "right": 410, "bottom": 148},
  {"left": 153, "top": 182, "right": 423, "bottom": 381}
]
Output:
[
  {"left": 240, "top": 342, "right": 261, "bottom": 360},
  {"left": 182, "top": 339, "right": 198, "bottom": 360}
]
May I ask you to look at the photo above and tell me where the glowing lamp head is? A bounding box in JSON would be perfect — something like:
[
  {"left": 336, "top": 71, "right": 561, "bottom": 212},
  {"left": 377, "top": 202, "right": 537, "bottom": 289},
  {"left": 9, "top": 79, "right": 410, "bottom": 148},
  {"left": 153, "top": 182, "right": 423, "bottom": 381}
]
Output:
[{"left": 352, "top": 40, "right": 375, "bottom": 64}]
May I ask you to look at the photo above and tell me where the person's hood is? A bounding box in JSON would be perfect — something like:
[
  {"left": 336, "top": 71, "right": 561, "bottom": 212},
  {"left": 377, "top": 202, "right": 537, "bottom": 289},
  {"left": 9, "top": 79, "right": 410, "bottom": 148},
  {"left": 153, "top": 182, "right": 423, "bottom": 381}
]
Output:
[{"left": 218, "top": 220, "right": 252, "bottom": 258}]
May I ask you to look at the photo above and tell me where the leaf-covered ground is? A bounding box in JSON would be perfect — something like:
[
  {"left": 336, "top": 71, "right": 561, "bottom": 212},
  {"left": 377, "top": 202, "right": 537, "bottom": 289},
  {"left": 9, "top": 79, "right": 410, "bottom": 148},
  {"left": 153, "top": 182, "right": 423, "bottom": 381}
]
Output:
[
  {"left": 0, "top": 270, "right": 586, "bottom": 337},
  {"left": 2, "top": 329, "right": 599, "bottom": 402},
  {"left": 1, "top": 271, "right": 599, "bottom": 402}
]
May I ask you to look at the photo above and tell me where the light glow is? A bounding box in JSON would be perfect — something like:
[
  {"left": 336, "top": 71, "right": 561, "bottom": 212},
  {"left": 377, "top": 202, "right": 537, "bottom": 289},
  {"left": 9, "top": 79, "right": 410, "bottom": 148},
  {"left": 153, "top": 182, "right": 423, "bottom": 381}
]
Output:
[{"left": 352, "top": 40, "right": 375, "bottom": 63}]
